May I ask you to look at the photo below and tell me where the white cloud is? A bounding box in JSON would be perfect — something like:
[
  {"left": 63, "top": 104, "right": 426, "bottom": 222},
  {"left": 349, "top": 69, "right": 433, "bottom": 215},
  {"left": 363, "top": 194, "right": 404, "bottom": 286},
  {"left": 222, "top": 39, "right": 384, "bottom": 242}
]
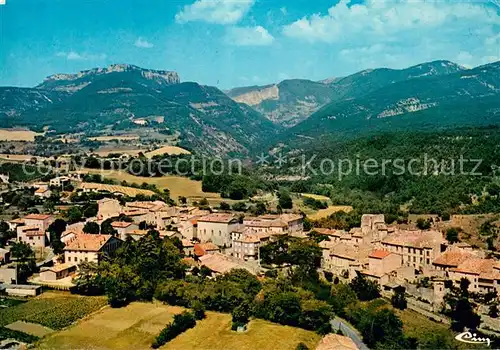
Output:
[
  {"left": 56, "top": 51, "right": 107, "bottom": 61},
  {"left": 281, "top": 0, "right": 499, "bottom": 70},
  {"left": 225, "top": 26, "right": 274, "bottom": 46},
  {"left": 135, "top": 37, "right": 154, "bottom": 48},
  {"left": 175, "top": 0, "right": 254, "bottom": 24},
  {"left": 283, "top": 0, "right": 498, "bottom": 43}
]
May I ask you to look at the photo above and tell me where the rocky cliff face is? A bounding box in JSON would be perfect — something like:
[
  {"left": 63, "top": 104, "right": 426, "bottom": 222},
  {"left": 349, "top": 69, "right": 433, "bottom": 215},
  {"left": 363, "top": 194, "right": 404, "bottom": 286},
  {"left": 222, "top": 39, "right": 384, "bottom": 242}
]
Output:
[
  {"left": 227, "top": 79, "right": 335, "bottom": 127},
  {"left": 1, "top": 64, "right": 278, "bottom": 156},
  {"left": 231, "top": 85, "right": 279, "bottom": 106},
  {"left": 38, "top": 64, "right": 180, "bottom": 93},
  {"left": 228, "top": 60, "right": 467, "bottom": 128},
  {"left": 284, "top": 60, "right": 500, "bottom": 140}
]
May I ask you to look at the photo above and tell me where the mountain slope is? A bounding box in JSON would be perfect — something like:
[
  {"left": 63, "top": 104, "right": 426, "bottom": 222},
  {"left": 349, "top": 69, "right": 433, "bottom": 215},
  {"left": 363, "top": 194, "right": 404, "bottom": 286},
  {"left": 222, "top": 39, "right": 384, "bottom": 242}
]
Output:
[
  {"left": 228, "top": 60, "right": 465, "bottom": 127},
  {"left": 0, "top": 87, "right": 69, "bottom": 128},
  {"left": 285, "top": 61, "right": 500, "bottom": 140},
  {"left": 2, "top": 64, "right": 278, "bottom": 156},
  {"left": 227, "top": 79, "right": 334, "bottom": 127}
]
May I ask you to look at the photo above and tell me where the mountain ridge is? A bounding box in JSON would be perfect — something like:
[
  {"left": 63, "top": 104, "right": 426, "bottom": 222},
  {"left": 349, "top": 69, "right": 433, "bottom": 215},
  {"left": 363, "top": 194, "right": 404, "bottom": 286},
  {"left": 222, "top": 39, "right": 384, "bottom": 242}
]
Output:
[
  {"left": 227, "top": 60, "right": 466, "bottom": 127},
  {"left": 281, "top": 60, "right": 499, "bottom": 144}
]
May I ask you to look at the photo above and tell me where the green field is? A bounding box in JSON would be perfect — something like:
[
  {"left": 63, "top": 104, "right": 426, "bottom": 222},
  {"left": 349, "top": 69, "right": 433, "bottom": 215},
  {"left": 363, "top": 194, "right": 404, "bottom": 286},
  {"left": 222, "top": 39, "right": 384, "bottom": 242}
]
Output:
[
  {"left": 37, "top": 302, "right": 184, "bottom": 349},
  {"left": 37, "top": 302, "right": 321, "bottom": 350},
  {"left": 0, "top": 293, "right": 107, "bottom": 330},
  {"left": 164, "top": 312, "right": 321, "bottom": 350}
]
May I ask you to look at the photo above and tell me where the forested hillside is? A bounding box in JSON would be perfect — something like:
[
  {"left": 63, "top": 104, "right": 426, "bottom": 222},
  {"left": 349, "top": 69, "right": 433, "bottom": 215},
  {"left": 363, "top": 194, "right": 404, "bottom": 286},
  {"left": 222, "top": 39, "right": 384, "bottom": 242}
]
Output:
[{"left": 271, "top": 126, "right": 500, "bottom": 217}]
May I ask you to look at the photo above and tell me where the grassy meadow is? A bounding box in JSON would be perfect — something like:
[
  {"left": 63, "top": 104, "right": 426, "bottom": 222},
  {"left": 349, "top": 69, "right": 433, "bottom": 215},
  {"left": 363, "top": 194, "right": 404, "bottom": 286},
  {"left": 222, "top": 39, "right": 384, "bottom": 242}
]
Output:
[
  {"left": 37, "top": 303, "right": 321, "bottom": 350},
  {"left": 80, "top": 168, "right": 221, "bottom": 201},
  {"left": 0, "top": 128, "right": 42, "bottom": 141}
]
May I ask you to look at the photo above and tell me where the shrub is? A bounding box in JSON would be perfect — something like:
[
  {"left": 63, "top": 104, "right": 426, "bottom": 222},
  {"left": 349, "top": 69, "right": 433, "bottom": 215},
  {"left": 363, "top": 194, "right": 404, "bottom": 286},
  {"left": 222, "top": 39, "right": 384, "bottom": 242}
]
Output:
[
  {"left": 191, "top": 300, "right": 206, "bottom": 320},
  {"left": 152, "top": 311, "right": 196, "bottom": 348},
  {"left": 0, "top": 326, "right": 39, "bottom": 343}
]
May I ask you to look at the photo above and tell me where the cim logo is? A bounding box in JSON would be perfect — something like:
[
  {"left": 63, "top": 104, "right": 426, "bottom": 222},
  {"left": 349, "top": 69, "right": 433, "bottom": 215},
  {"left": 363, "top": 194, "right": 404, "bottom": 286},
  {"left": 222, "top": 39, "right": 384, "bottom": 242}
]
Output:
[{"left": 455, "top": 332, "right": 491, "bottom": 347}]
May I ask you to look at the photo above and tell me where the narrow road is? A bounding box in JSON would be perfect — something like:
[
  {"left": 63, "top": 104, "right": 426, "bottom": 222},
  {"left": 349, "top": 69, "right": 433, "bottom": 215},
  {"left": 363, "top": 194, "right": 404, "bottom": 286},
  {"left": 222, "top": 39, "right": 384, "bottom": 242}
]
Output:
[{"left": 331, "top": 316, "right": 369, "bottom": 350}]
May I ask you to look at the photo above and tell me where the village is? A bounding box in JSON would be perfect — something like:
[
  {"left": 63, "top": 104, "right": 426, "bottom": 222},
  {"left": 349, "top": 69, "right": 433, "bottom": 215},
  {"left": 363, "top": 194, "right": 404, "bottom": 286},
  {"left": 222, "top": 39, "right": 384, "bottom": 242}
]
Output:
[{"left": 0, "top": 173, "right": 499, "bottom": 335}]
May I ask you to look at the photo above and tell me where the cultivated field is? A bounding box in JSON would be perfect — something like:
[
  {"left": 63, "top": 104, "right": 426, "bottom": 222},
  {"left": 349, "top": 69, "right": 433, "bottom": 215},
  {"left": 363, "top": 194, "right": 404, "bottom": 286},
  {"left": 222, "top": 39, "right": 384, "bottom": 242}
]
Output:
[
  {"left": 165, "top": 312, "right": 321, "bottom": 350},
  {"left": 88, "top": 135, "right": 140, "bottom": 141},
  {"left": 79, "top": 182, "right": 156, "bottom": 197},
  {"left": 37, "top": 302, "right": 184, "bottom": 350},
  {"left": 0, "top": 154, "right": 37, "bottom": 162},
  {"left": 300, "top": 193, "right": 330, "bottom": 201},
  {"left": 81, "top": 169, "right": 221, "bottom": 201},
  {"left": 145, "top": 145, "right": 191, "bottom": 157},
  {"left": 93, "top": 149, "right": 143, "bottom": 157},
  {"left": 0, "top": 292, "right": 107, "bottom": 332},
  {"left": 0, "top": 128, "right": 42, "bottom": 141},
  {"left": 5, "top": 321, "right": 54, "bottom": 337},
  {"left": 307, "top": 205, "right": 354, "bottom": 220},
  {"left": 38, "top": 303, "right": 321, "bottom": 350}
]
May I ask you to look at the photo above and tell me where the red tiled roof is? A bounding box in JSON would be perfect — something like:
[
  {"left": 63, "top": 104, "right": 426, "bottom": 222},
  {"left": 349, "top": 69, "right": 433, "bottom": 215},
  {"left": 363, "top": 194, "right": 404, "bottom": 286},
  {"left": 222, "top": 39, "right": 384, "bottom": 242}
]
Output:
[
  {"left": 64, "top": 234, "right": 114, "bottom": 252},
  {"left": 24, "top": 214, "right": 52, "bottom": 220},
  {"left": 198, "top": 214, "right": 237, "bottom": 223},
  {"left": 369, "top": 249, "right": 392, "bottom": 259},
  {"left": 194, "top": 242, "right": 220, "bottom": 256},
  {"left": 433, "top": 249, "right": 474, "bottom": 267},
  {"left": 111, "top": 221, "right": 134, "bottom": 228}
]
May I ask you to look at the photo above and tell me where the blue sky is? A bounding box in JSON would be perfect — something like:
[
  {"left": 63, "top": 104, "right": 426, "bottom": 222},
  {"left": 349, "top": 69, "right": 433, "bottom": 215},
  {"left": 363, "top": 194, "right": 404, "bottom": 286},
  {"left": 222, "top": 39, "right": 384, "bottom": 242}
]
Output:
[{"left": 0, "top": 0, "right": 499, "bottom": 89}]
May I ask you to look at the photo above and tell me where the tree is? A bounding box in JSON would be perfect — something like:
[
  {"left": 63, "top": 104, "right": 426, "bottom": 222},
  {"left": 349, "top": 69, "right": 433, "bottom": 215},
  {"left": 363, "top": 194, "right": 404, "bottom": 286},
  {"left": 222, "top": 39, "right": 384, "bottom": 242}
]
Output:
[
  {"left": 296, "top": 343, "right": 309, "bottom": 350},
  {"left": 191, "top": 300, "right": 206, "bottom": 320},
  {"left": 416, "top": 218, "right": 431, "bottom": 230},
  {"left": 278, "top": 190, "right": 293, "bottom": 209},
  {"left": 231, "top": 302, "right": 251, "bottom": 329},
  {"left": 330, "top": 283, "right": 357, "bottom": 315},
  {"left": 446, "top": 227, "right": 460, "bottom": 243},
  {"left": 65, "top": 206, "right": 83, "bottom": 223},
  {"left": 349, "top": 275, "right": 380, "bottom": 301},
  {"left": 450, "top": 297, "right": 481, "bottom": 331},
  {"left": 299, "top": 299, "right": 332, "bottom": 334},
  {"left": 83, "top": 202, "right": 98, "bottom": 218},
  {"left": 459, "top": 277, "right": 470, "bottom": 298},
  {"left": 253, "top": 202, "right": 267, "bottom": 216},
  {"left": 488, "top": 304, "right": 499, "bottom": 318},
  {"left": 72, "top": 261, "right": 104, "bottom": 295},
  {"left": 486, "top": 183, "right": 500, "bottom": 196},
  {"left": 391, "top": 287, "right": 407, "bottom": 310},
  {"left": 101, "top": 218, "right": 117, "bottom": 236},
  {"left": 178, "top": 196, "right": 187, "bottom": 205},
  {"left": 200, "top": 265, "right": 212, "bottom": 278},
  {"left": 0, "top": 220, "right": 15, "bottom": 247},
  {"left": 10, "top": 242, "right": 36, "bottom": 282},
  {"left": 222, "top": 269, "right": 262, "bottom": 297},
  {"left": 219, "top": 202, "right": 230, "bottom": 210},
  {"left": 232, "top": 202, "right": 247, "bottom": 212},
  {"left": 83, "top": 222, "right": 100, "bottom": 234},
  {"left": 48, "top": 219, "right": 67, "bottom": 254},
  {"left": 199, "top": 198, "right": 209, "bottom": 206},
  {"left": 361, "top": 308, "right": 406, "bottom": 348}
]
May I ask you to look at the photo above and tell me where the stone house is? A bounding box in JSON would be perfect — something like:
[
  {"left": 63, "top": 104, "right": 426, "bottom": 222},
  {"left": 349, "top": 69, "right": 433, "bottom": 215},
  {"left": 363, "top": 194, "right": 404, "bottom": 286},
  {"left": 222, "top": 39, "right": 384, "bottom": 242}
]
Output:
[
  {"left": 34, "top": 187, "right": 52, "bottom": 198},
  {"left": 40, "top": 263, "right": 77, "bottom": 281},
  {"left": 64, "top": 234, "right": 122, "bottom": 264},
  {"left": 381, "top": 229, "right": 444, "bottom": 271},
  {"left": 194, "top": 242, "right": 220, "bottom": 257},
  {"left": 111, "top": 221, "right": 139, "bottom": 240},
  {"left": 197, "top": 214, "right": 239, "bottom": 247},
  {"left": 97, "top": 198, "right": 122, "bottom": 221}
]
